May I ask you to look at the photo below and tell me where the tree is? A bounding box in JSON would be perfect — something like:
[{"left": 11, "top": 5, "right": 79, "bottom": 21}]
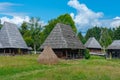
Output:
[
  {"left": 20, "top": 17, "right": 42, "bottom": 54},
  {"left": 99, "top": 28, "right": 112, "bottom": 48},
  {"left": 84, "top": 49, "right": 90, "bottom": 59},
  {"left": 85, "top": 26, "right": 101, "bottom": 41},
  {"left": 19, "top": 22, "right": 28, "bottom": 35},
  {"left": 57, "top": 13, "right": 77, "bottom": 33},
  {"left": 108, "top": 28, "right": 114, "bottom": 40},
  {"left": 77, "top": 32, "right": 86, "bottom": 44},
  {"left": 113, "top": 26, "right": 120, "bottom": 40},
  {"left": 28, "top": 17, "right": 42, "bottom": 54},
  {"left": 19, "top": 22, "right": 33, "bottom": 47}
]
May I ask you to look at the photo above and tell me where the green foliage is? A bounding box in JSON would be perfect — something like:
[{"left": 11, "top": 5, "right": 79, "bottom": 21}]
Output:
[
  {"left": 99, "top": 28, "right": 112, "bottom": 48},
  {"left": 19, "top": 17, "right": 42, "bottom": 53},
  {"left": 57, "top": 13, "right": 77, "bottom": 33},
  {"left": 77, "top": 32, "right": 86, "bottom": 44},
  {"left": 85, "top": 26, "right": 101, "bottom": 41},
  {"left": 84, "top": 49, "right": 90, "bottom": 59},
  {"left": 113, "top": 26, "right": 120, "bottom": 40},
  {"left": 108, "top": 28, "right": 114, "bottom": 40},
  {"left": 28, "top": 17, "right": 42, "bottom": 53},
  {"left": 19, "top": 22, "right": 33, "bottom": 47},
  {"left": 19, "top": 21, "right": 28, "bottom": 35}
]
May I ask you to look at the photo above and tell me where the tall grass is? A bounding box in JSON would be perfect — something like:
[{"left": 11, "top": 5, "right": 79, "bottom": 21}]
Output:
[{"left": 0, "top": 55, "right": 120, "bottom": 80}]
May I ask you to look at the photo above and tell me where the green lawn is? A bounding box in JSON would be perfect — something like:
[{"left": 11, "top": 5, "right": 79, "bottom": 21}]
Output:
[{"left": 0, "top": 54, "right": 120, "bottom": 80}]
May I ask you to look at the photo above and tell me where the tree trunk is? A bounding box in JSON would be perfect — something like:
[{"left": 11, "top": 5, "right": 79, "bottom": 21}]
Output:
[{"left": 34, "top": 44, "right": 36, "bottom": 54}]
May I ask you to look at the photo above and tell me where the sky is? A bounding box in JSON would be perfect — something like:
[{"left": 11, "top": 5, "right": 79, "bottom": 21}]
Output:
[{"left": 0, "top": 0, "right": 120, "bottom": 33}]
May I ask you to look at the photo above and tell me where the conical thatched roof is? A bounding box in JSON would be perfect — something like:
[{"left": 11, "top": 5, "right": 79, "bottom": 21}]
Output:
[
  {"left": 41, "top": 23, "right": 85, "bottom": 49},
  {"left": 85, "top": 37, "right": 102, "bottom": 49},
  {"left": 107, "top": 40, "right": 120, "bottom": 49},
  {"left": 38, "top": 46, "right": 58, "bottom": 64},
  {"left": 0, "top": 22, "right": 28, "bottom": 49}
]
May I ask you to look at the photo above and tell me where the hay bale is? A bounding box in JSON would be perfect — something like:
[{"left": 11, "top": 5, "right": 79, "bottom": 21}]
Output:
[{"left": 38, "top": 46, "right": 58, "bottom": 64}]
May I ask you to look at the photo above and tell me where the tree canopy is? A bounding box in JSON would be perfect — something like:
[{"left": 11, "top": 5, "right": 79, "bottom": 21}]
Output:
[
  {"left": 19, "top": 17, "right": 42, "bottom": 53},
  {"left": 113, "top": 26, "right": 120, "bottom": 40}
]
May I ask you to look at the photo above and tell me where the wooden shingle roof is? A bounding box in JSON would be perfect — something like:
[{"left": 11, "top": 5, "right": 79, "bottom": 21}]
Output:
[
  {"left": 107, "top": 40, "right": 120, "bottom": 49},
  {"left": 85, "top": 37, "right": 102, "bottom": 49},
  {"left": 41, "top": 23, "right": 85, "bottom": 49},
  {"left": 0, "top": 22, "right": 28, "bottom": 49}
]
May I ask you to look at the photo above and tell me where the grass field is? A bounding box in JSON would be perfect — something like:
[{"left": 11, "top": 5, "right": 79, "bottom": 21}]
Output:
[{"left": 0, "top": 54, "right": 120, "bottom": 80}]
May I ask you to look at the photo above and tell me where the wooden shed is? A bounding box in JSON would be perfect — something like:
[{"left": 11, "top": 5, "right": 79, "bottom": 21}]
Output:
[
  {"left": 0, "top": 22, "right": 28, "bottom": 55},
  {"left": 40, "top": 23, "right": 85, "bottom": 59},
  {"left": 85, "top": 37, "right": 102, "bottom": 55},
  {"left": 107, "top": 40, "right": 120, "bottom": 58}
]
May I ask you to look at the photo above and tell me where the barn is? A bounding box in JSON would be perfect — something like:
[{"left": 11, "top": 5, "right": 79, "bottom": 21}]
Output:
[
  {"left": 0, "top": 22, "right": 28, "bottom": 55},
  {"left": 107, "top": 40, "right": 120, "bottom": 58},
  {"left": 85, "top": 37, "right": 102, "bottom": 55},
  {"left": 40, "top": 23, "right": 85, "bottom": 59}
]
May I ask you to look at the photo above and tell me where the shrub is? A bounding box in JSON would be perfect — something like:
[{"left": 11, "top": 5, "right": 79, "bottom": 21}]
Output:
[{"left": 84, "top": 49, "right": 90, "bottom": 59}]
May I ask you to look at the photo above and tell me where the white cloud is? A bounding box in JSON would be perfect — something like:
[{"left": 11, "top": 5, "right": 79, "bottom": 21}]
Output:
[
  {"left": 68, "top": 0, "right": 120, "bottom": 32},
  {"left": 113, "top": 16, "right": 120, "bottom": 20},
  {"left": 110, "top": 19, "right": 120, "bottom": 27},
  {"left": 68, "top": 0, "right": 103, "bottom": 31},
  {"left": 0, "top": 2, "right": 22, "bottom": 11},
  {"left": 0, "top": 2, "right": 46, "bottom": 27},
  {"left": 0, "top": 2, "right": 14, "bottom": 10},
  {"left": 0, "top": 16, "right": 46, "bottom": 27},
  {"left": 0, "top": 2, "right": 26, "bottom": 17},
  {"left": 0, "top": 16, "right": 30, "bottom": 25},
  {"left": 0, "top": 12, "right": 28, "bottom": 17}
]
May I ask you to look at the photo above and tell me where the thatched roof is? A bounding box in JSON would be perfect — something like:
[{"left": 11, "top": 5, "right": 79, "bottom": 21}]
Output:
[
  {"left": 107, "top": 40, "right": 120, "bottom": 49},
  {"left": 85, "top": 37, "right": 102, "bottom": 49},
  {"left": 38, "top": 46, "right": 58, "bottom": 64},
  {"left": 0, "top": 42, "right": 2, "bottom": 48},
  {"left": 41, "top": 23, "right": 85, "bottom": 49},
  {"left": 0, "top": 22, "right": 28, "bottom": 49}
]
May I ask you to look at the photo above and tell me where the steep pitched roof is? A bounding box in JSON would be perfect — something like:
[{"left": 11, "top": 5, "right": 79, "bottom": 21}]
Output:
[
  {"left": 41, "top": 23, "right": 85, "bottom": 49},
  {"left": 107, "top": 40, "right": 120, "bottom": 49},
  {"left": 85, "top": 37, "right": 102, "bottom": 49},
  {"left": 0, "top": 22, "right": 28, "bottom": 49},
  {"left": 0, "top": 42, "right": 2, "bottom": 48}
]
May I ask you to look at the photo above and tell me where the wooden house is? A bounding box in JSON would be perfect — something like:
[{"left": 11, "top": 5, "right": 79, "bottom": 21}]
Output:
[
  {"left": 85, "top": 37, "right": 102, "bottom": 55},
  {"left": 107, "top": 40, "right": 120, "bottom": 58},
  {"left": 40, "top": 23, "right": 85, "bottom": 59},
  {"left": 0, "top": 22, "right": 28, "bottom": 55}
]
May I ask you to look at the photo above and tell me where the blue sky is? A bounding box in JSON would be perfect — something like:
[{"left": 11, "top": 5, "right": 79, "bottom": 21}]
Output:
[{"left": 0, "top": 0, "right": 120, "bottom": 33}]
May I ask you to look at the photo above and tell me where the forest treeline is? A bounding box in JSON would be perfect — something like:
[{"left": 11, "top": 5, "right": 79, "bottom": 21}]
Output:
[{"left": 0, "top": 14, "right": 120, "bottom": 52}]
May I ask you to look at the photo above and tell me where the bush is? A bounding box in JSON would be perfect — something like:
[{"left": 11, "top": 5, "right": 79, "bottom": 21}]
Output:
[{"left": 84, "top": 49, "right": 90, "bottom": 59}]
